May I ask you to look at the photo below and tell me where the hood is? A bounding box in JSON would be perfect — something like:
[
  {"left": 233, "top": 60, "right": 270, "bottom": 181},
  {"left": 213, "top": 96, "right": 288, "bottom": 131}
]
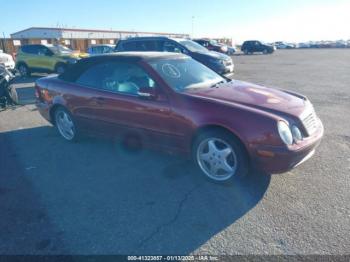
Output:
[
  {"left": 191, "top": 50, "right": 230, "bottom": 61},
  {"left": 57, "top": 51, "right": 89, "bottom": 59},
  {"left": 0, "top": 53, "right": 13, "bottom": 62},
  {"left": 184, "top": 80, "right": 308, "bottom": 118},
  {"left": 74, "top": 52, "right": 89, "bottom": 58}
]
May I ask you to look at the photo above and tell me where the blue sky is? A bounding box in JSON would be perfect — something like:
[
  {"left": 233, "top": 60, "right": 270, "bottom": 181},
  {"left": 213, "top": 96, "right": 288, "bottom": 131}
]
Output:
[{"left": 1, "top": 0, "right": 349, "bottom": 43}]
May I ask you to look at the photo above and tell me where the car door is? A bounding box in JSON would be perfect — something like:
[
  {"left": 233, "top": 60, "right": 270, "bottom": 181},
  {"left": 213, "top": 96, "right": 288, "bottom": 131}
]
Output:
[
  {"left": 23, "top": 45, "right": 41, "bottom": 69},
  {"left": 255, "top": 41, "right": 264, "bottom": 52},
  {"left": 36, "top": 45, "right": 55, "bottom": 70},
  {"left": 245, "top": 42, "right": 253, "bottom": 52},
  {"left": 72, "top": 60, "right": 180, "bottom": 149}
]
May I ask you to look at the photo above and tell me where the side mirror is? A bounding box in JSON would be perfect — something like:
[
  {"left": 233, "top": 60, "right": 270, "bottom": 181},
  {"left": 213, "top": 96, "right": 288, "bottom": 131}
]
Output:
[
  {"left": 137, "top": 87, "right": 157, "bottom": 100},
  {"left": 181, "top": 49, "right": 189, "bottom": 55}
]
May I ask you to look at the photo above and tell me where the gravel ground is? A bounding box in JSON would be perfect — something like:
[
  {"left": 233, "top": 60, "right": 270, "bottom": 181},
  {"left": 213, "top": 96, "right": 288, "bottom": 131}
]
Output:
[{"left": 0, "top": 49, "right": 349, "bottom": 255}]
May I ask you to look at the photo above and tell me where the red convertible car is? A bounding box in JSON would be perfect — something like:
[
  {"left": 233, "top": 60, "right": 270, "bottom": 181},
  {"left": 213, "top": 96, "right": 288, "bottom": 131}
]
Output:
[{"left": 35, "top": 52, "right": 323, "bottom": 182}]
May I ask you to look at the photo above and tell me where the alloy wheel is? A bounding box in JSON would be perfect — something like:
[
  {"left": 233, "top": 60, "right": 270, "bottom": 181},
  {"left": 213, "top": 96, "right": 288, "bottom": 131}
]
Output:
[
  {"left": 56, "top": 110, "right": 75, "bottom": 140},
  {"left": 196, "top": 138, "right": 238, "bottom": 181}
]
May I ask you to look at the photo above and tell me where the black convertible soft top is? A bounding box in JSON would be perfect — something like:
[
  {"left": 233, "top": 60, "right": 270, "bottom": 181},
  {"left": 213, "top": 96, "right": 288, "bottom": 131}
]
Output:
[{"left": 59, "top": 52, "right": 187, "bottom": 82}]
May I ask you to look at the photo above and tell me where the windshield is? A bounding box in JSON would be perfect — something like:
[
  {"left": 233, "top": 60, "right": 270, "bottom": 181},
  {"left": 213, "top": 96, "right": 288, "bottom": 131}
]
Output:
[
  {"left": 177, "top": 40, "right": 209, "bottom": 53},
  {"left": 48, "top": 45, "right": 73, "bottom": 54},
  {"left": 209, "top": 40, "right": 219, "bottom": 45},
  {"left": 149, "top": 57, "right": 226, "bottom": 92}
]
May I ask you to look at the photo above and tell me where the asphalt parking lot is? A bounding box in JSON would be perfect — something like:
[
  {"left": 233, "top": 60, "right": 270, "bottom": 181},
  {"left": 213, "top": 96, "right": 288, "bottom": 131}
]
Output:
[{"left": 1, "top": 49, "right": 350, "bottom": 255}]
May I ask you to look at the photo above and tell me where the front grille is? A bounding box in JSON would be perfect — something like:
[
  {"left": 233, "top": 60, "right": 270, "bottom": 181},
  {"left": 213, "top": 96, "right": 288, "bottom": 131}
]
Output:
[{"left": 301, "top": 110, "right": 318, "bottom": 136}]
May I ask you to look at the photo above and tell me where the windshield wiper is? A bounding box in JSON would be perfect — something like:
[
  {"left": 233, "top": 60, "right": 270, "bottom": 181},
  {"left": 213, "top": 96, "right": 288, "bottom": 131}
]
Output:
[{"left": 210, "top": 80, "right": 226, "bottom": 88}]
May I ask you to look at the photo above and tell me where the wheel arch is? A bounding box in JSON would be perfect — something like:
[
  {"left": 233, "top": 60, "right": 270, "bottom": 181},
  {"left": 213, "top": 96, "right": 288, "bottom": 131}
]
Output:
[
  {"left": 54, "top": 62, "right": 67, "bottom": 72},
  {"left": 191, "top": 124, "right": 250, "bottom": 161},
  {"left": 49, "top": 104, "right": 68, "bottom": 125},
  {"left": 16, "top": 61, "right": 28, "bottom": 69}
]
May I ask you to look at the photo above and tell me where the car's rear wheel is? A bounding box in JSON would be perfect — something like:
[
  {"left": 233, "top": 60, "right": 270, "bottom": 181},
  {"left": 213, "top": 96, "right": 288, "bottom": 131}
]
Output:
[
  {"left": 54, "top": 107, "right": 78, "bottom": 141},
  {"left": 18, "top": 64, "right": 30, "bottom": 77},
  {"left": 263, "top": 49, "right": 268, "bottom": 54},
  {"left": 243, "top": 49, "right": 249, "bottom": 55},
  {"left": 193, "top": 130, "right": 249, "bottom": 182}
]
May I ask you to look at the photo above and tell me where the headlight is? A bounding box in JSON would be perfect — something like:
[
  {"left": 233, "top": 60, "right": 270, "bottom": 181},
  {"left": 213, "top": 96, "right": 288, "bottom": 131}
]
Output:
[
  {"left": 221, "top": 46, "right": 228, "bottom": 52},
  {"left": 277, "top": 121, "right": 293, "bottom": 145},
  {"left": 291, "top": 125, "right": 303, "bottom": 141},
  {"left": 67, "top": 58, "right": 78, "bottom": 64}
]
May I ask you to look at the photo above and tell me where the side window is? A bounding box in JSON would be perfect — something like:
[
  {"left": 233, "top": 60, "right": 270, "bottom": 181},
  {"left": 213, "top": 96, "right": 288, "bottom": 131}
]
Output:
[
  {"left": 96, "top": 46, "right": 104, "bottom": 54},
  {"left": 37, "top": 46, "right": 51, "bottom": 56},
  {"left": 135, "top": 41, "right": 147, "bottom": 51},
  {"left": 122, "top": 41, "right": 137, "bottom": 51},
  {"left": 22, "top": 45, "right": 38, "bottom": 54},
  {"left": 76, "top": 62, "right": 156, "bottom": 95},
  {"left": 162, "top": 41, "right": 183, "bottom": 53},
  {"left": 143, "top": 40, "right": 160, "bottom": 51},
  {"left": 90, "top": 46, "right": 97, "bottom": 54},
  {"left": 21, "top": 46, "right": 29, "bottom": 54},
  {"left": 196, "top": 40, "right": 207, "bottom": 46},
  {"left": 102, "top": 46, "right": 111, "bottom": 53}
]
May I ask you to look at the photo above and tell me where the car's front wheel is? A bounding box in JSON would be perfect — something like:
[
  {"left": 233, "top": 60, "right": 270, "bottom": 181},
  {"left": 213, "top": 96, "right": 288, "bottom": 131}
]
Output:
[
  {"left": 55, "top": 63, "right": 66, "bottom": 74},
  {"left": 54, "top": 107, "right": 78, "bottom": 141},
  {"left": 193, "top": 130, "right": 249, "bottom": 182}
]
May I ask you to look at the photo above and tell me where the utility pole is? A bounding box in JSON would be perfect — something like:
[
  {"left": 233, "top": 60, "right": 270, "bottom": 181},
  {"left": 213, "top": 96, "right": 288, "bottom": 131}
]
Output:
[
  {"left": 191, "top": 16, "right": 195, "bottom": 39},
  {"left": 2, "top": 32, "right": 6, "bottom": 53}
]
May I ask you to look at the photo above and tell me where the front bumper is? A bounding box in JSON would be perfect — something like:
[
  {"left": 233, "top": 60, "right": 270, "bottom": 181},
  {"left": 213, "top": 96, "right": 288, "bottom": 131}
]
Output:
[
  {"left": 220, "top": 64, "right": 234, "bottom": 79},
  {"left": 251, "top": 120, "right": 324, "bottom": 174}
]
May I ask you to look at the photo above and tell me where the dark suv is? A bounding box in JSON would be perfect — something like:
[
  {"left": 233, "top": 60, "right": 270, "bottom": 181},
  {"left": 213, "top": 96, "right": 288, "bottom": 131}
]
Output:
[
  {"left": 115, "top": 37, "right": 234, "bottom": 77},
  {"left": 241, "top": 40, "right": 275, "bottom": 54},
  {"left": 193, "top": 39, "right": 228, "bottom": 54}
]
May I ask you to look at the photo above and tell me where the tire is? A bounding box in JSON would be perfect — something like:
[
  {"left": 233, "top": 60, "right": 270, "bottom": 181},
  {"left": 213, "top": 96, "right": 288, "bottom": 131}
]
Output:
[
  {"left": 263, "top": 49, "right": 268, "bottom": 54},
  {"left": 55, "top": 63, "right": 66, "bottom": 74},
  {"left": 6, "top": 86, "right": 18, "bottom": 105},
  {"left": 53, "top": 107, "right": 79, "bottom": 142},
  {"left": 192, "top": 129, "right": 249, "bottom": 183},
  {"left": 243, "top": 49, "right": 249, "bottom": 55},
  {"left": 18, "top": 63, "right": 30, "bottom": 77}
]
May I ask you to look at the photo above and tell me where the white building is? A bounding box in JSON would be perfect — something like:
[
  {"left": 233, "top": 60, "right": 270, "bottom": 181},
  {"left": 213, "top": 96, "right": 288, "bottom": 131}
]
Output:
[
  {"left": 11, "top": 27, "right": 189, "bottom": 40},
  {"left": 10, "top": 27, "right": 190, "bottom": 51}
]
